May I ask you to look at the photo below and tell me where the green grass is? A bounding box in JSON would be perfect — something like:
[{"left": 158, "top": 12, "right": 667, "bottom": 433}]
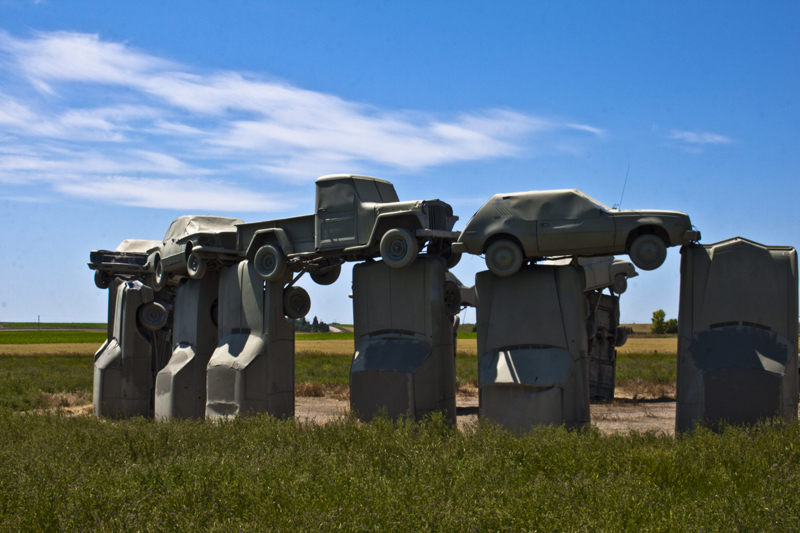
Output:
[
  {"left": 0, "top": 331, "right": 108, "bottom": 345},
  {"left": 0, "top": 355, "right": 94, "bottom": 412},
  {"left": 617, "top": 352, "right": 677, "bottom": 385},
  {"left": 0, "top": 412, "right": 798, "bottom": 531},
  {"left": 1, "top": 322, "right": 106, "bottom": 329}
]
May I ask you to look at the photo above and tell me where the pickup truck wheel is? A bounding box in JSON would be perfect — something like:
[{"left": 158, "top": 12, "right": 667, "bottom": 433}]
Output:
[
  {"left": 443, "top": 280, "right": 462, "bottom": 317},
  {"left": 380, "top": 228, "right": 419, "bottom": 268},
  {"left": 254, "top": 244, "right": 287, "bottom": 281},
  {"left": 310, "top": 264, "right": 341, "bottom": 286},
  {"left": 137, "top": 301, "right": 169, "bottom": 331},
  {"left": 628, "top": 234, "right": 667, "bottom": 271},
  {"left": 187, "top": 252, "right": 207, "bottom": 280},
  {"left": 94, "top": 270, "right": 112, "bottom": 289},
  {"left": 615, "top": 327, "right": 628, "bottom": 348},
  {"left": 485, "top": 239, "right": 523, "bottom": 277},
  {"left": 612, "top": 274, "right": 628, "bottom": 294},
  {"left": 284, "top": 286, "right": 311, "bottom": 319}
]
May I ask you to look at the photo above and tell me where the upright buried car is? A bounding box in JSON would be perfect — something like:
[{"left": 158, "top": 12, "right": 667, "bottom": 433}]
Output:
[{"left": 452, "top": 189, "right": 700, "bottom": 276}]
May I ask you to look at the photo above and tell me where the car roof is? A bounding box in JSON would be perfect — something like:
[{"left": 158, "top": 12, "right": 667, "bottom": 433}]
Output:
[
  {"left": 163, "top": 215, "right": 244, "bottom": 241},
  {"left": 315, "top": 174, "right": 394, "bottom": 185}
]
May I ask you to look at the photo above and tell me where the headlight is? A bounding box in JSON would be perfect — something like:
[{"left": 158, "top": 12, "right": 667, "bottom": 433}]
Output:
[{"left": 421, "top": 201, "right": 429, "bottom": 214}]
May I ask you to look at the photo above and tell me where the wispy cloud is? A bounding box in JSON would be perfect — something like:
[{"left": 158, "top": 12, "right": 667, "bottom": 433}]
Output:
[
  {"left": 0, "top": 30, "right": 603, "bottom": 211},
  {"left": 668, "top": 129, "right": 733, "bottom": 145}
]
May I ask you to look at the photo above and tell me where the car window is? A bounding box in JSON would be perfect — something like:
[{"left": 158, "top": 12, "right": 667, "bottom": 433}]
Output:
[
  {"left": 578, "top": 191, "right": 612, "bottom": 212},
  {"left": 376, "top": 182, "right": 400, "bottom": 203},
  {"left": 317, "top": 179, "right": 356, "bottom": 212},
  {"left": 353, "top": 179, "right": 383, "bottom": 203}
]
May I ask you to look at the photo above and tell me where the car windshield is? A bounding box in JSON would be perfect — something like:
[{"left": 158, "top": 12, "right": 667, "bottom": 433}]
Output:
[{"left": 577, "top": 191, "right": 612, "bottom": 212}]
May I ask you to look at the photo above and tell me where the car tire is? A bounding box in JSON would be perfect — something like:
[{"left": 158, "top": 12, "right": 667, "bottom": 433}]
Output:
[
  {"left": 615, "top": 327, "right": 628, "bottom": 348},
  {"left": 310, "top": 264, "right": 341, "bottom": 286},
  {"left": 187, "top": 252, "right": 207, "bottom": 280},
  {"left": 94, "top": 270, "right": 112, "bottom": 290},
  {"left": 628, "top": 234, "right": 667, "bottom": 271},
  {"left": 485, "top": 239, "right": 524, "bottom": 277},
  {"left": 254, "top": 244, "right": 287, "bottom": 281},
  {"left": 443, "top": 280, "right": 462, "bottom": 317},
  {"left": 137, "top": 301, "right": 169, "bottom": 331},
  {"left": 380, "top": 228, "right": 419, "bottom": 268},
  {"left": 284, "top": 286, "right": 311, "bottom": 319},
  {"left": 612, "top": 274, "right": 628, "bottom": 294}
]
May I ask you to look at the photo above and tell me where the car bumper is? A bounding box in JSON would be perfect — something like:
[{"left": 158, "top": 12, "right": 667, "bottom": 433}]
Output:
[
  {"left": 683, "top": 230, "right": 701, "bottom": 243},
  {"left": 451, "top": 242, "right": 467, "bottom": 254}
]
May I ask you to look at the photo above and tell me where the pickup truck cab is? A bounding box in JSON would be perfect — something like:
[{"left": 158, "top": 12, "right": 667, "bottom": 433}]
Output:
[{"left": 238, "top": 174, "right": 460, "bottom": 284}]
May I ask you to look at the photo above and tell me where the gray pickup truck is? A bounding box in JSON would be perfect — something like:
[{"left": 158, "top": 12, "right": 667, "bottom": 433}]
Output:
[{"left": 237, "top": 174, "right": 461, "bottom": 285}]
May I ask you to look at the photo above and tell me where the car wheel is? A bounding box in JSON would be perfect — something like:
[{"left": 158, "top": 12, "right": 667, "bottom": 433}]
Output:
[
  {"left": 137, "top": 301, "right": 169, "bottom": 331},
  {"left": 94, "top": 270, "right": 112, "bottom": 290},
  {"left": 284, "top": 286, "right": 311, "bottom": 319},
  {"left": 310, "top": 264, "right": 341, "bottom": 286},
  {"left": 254, "top": 244, "right": 287, "bottom": 281},
  {"left": 628, "top": 234, "right": 667, "bottom": 271},
  {"left": 187, "top": 252, "right": 207, "bottom": 280},
  {"left": 615, "top": 327, "right": 628, "bottom": 348},
  {"left": 380, "top": 228, "right": 419, "bottom": 268},
  {"left": 443, "top": 280, "right": 462, "bottom": 317},
  {"left": 485, "top": 239, "right": 523, "bottom": 277},
  {"left": 153, "top": 256, "right": 164, "bottom": 287},
  {"left": 612, "top": 274, "right": 628, "bottom": 294}
]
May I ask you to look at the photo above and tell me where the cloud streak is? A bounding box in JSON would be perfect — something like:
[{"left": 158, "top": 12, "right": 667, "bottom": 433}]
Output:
[
  {"left": 668, "top": 129, "right": 733, "bottom": 145},
  {"left": 0, "top": 30, "right": 603, "bottom": 211}
]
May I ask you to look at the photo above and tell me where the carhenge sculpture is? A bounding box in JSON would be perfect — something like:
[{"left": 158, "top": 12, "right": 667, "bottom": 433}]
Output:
[{"left": 89, "top": 176, "right": 797, "bottom": 431}]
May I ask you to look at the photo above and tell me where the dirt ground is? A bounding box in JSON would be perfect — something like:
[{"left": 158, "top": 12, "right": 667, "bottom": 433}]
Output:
[
  {"left": 294, "top": 390, "right": 677, "bottom": 435},
  {"left": 50, "top": 389, "right": 677, "bottom": 436}
]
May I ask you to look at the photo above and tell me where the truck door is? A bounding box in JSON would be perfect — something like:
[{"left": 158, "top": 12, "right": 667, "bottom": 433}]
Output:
[{"left": 316, "top": 179, "right": 358, "bottom": 250}]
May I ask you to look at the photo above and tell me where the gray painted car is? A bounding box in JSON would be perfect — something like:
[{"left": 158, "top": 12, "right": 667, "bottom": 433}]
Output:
[
  {"left": 451, "top": 189, "right": 700, "bottom": 276},
  {"left": 157, "top": 215, "right": 244, "bottom": 285},
  {"left": 238, "top": 174, "right": 460, "bottom": 285}
]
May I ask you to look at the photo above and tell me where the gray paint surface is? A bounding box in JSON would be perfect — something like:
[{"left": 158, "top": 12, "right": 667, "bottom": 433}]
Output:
[
  {"left": 586, "top": 290, "right": 620, "bottom": 401},
  {"left": 205, "top": 261, "right": 294, "bottom": 419},
  {"left": 476, "top": 265, "right": 591, "bottom": 431},
  {"left": 454, "top": 189, "right": 697, "bottom": 267},
  {"left": 676, "top": 238, "right": 799, "bottom": 431},
  {"left": 94, "top": 280, "right": 170, "bottom": 418},
  {"left": 350, "top": 258, "right": 456, "bottom": 424},
  {"left": 155, "top": 272, "right": 220, "bottom": 420}
]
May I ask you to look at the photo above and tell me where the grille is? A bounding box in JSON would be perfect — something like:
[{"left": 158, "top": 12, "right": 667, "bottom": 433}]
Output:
[
  {"left": 219, "top": 233, "right": 237, "bottom": 250},
  {"left": 429, "top": 205, "right": 447, "bottom": 230}
]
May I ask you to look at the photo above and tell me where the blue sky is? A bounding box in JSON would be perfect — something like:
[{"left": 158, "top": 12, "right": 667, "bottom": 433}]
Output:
[{"left": 0, "top": 1, "right": 798, "bottom": 325}]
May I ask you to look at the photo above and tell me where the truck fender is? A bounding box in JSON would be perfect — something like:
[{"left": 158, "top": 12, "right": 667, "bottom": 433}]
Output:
[
  {"left": 246, "top": 228, "right": 295, "bottom": 261},
  {"left": 367, "top": 212, "right": 423, "bottom": 247}
]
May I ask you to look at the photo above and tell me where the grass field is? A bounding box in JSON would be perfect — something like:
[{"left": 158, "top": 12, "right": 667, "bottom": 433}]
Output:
[
  {"left": 0, "top": 343, "right": 795, "bottom": 530},
  {"left": 0, "top": 322, "right": 107, "bottom": 329},
  {"left": 1, "top": 411, "right": 798, "bottom": 531}
]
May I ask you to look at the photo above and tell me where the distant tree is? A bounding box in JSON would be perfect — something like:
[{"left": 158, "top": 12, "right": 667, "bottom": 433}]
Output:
[
  {"left": 312, "top": 316, "right": 319, "bottom": 328},
  {"left": 651, "top": 310, "right": 666, "bottom": 334},
  {"left": 665, "top": 318, "right": 678, "bottom": 334}
]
